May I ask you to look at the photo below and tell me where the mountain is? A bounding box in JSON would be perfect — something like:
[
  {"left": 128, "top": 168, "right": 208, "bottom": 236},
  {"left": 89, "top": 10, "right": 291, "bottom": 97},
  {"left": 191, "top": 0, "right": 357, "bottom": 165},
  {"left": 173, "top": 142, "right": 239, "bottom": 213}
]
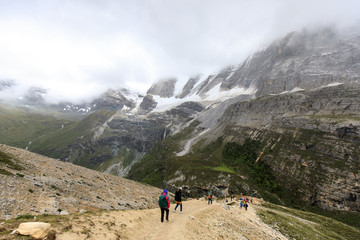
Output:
[
  {"left": 0, "top": 79, "right": 15, "bottom": 91},
  {"left": 194, "top": 28, "right": 360, "bottom": 98},
  {"left": 0, "top": 144, "right": 162, "bottom": 220},
  {"left": 0, "top": 27, "right": 359, "bottom": 216}
]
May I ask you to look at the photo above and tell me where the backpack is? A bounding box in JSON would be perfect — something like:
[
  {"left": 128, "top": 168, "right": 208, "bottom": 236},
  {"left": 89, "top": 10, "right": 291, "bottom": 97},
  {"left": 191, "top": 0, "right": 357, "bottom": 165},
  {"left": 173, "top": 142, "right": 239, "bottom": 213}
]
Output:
[
  {"left": 208, "top": 194, "right": 211, "bottom": 199},
  {"left": 159, "top": 195, "right": 168, "bottom": 208}
]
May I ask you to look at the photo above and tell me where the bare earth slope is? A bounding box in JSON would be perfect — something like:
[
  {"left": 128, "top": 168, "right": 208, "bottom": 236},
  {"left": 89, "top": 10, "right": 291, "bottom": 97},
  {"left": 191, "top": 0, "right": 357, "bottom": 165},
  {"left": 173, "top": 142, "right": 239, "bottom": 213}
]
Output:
[
  {"left": 0, "top": 144, "right": 162, "bottom": 220},
  {"left": 55, "top": 199, "right": 287, "bottom": 240}
]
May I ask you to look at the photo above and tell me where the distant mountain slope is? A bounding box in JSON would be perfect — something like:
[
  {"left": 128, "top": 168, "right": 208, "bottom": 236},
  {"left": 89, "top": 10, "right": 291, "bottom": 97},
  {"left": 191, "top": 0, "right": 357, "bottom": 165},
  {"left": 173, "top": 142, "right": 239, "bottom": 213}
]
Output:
[
  {"left": 195, "top": 28, "right": 360, "bottom": 98},
  {"left": 128, "top": 83, "right": 360, "bottom": 212},
  {"left": 0, "top": 144, "right": 162, "bottom": 220},
  {"left": 0, "top": 104, "right": 71, "bottom": 148}
]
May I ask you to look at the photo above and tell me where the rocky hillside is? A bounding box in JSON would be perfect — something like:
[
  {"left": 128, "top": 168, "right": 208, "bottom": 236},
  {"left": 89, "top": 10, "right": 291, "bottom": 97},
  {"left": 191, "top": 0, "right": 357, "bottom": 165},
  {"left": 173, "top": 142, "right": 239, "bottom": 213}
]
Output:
[
  {"left": 214, "top": 83, "right": 360, "bottom": 212},
  {"left": 0, "top": 144, "right": 163, "bottom": 220}
]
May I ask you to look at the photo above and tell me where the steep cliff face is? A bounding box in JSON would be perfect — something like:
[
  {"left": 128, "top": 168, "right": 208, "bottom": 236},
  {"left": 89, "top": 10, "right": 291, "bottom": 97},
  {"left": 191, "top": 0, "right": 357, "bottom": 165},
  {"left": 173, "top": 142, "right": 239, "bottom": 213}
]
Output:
[{"left": 207, "top": 83, "right": 360, "bottom": 211}]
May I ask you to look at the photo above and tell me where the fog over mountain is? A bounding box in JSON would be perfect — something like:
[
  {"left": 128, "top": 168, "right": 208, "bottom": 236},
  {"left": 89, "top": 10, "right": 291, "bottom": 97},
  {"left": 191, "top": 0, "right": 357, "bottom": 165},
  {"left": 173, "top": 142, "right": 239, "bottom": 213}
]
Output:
[{"left": 0, "top": 0, "right": 359, "bottom": 103}]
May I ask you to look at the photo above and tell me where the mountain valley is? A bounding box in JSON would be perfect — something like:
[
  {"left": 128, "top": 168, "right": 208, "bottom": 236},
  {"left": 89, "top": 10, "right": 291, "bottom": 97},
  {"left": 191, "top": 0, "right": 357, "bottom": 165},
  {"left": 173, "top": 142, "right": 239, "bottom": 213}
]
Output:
[{"left": 1, "top": 27, "right": 359, "bottom": 229}]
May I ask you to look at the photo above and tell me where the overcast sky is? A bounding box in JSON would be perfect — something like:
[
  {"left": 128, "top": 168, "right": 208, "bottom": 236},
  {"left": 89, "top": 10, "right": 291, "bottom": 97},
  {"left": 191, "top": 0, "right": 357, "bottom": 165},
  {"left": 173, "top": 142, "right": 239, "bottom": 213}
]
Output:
[{"left": 0, "top": 0, "right": 359, "bottom": 103}]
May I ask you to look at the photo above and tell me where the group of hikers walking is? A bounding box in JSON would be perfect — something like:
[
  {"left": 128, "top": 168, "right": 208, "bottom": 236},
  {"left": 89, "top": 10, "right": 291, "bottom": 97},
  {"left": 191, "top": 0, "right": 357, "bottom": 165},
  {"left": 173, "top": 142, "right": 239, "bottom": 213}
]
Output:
[
  {"left": 158, "top": 187, "right": 183, "bottom": 223},
  {"left": 239, "top": 196, "right": 249, "bottom": 211},
  {"left": 158, "top": 187, "right": 253, "bottom": 222}
]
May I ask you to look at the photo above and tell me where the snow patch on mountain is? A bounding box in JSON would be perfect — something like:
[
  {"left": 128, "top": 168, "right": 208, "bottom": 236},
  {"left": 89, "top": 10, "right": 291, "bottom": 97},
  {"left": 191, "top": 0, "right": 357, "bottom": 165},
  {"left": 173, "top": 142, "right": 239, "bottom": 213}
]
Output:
[
  {"left": 119, "top": 88, "right": 141, "bottom": 102},
  {"left": 152, "top": 82, "right": 256, "bottom": 113},
  {"left": 278, "top": 87, "right": 305, "bottom": 95},
  {"left": 325, "top": 82, "right": 343, "bottom": 87},
  {"left": 176, "top": 128, "right": 210, "bottom": 156},
  {"left": 152, "top": 94, "right": 202, "bottom": 113},
  {"left": 92, "top": 112, "right": 117, "bottom": 141},
  {"left": 225, "top": 65, "right": 241, "bottom": 80},
  {"left": 191, "top": 74, "right": 209, "bottom": 94},
  {"left": 204, "top": 83, "right": 257, "bottom": 101}
]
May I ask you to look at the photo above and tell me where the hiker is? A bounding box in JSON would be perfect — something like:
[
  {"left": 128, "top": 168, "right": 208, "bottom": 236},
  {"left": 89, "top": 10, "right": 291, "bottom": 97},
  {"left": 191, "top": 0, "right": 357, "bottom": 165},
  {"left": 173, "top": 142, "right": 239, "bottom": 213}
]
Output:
[
  {"left": 159, "top": 189, "right": 170, "bottom": 222},
  {"left": 207, "top": 190, "right": 213, "bottom": 205},
  {"left": 244, "top": 201, "right": 248, "bottom": 211},
  {"left": 174, "top": 187, "right": 183, "bottom": 213},
  {"left": 239, "top": 199, "right": 243, "bottom": 208}
]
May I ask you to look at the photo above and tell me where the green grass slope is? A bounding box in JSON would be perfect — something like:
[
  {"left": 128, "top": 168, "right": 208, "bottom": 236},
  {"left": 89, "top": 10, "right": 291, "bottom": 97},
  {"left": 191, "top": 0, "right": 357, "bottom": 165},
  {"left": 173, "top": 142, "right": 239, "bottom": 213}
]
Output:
[
  {"left": 0, "top": 104, "right": 71, "bottom": 148},
  {"left": 28, "top": 110, "right": 115, "bottom": 160}
]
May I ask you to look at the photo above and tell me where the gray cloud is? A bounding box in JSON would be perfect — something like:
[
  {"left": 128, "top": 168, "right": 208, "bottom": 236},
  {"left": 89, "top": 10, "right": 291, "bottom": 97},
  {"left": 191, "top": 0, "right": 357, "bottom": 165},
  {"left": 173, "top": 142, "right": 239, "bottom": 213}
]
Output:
[{"left": 0, "top": 0, "right": 359, "bottom": 102}]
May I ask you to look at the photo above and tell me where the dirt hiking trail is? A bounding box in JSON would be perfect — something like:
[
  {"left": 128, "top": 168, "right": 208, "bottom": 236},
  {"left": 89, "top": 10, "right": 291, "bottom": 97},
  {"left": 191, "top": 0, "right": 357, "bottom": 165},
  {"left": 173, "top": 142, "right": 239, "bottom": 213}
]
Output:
[{"left": 56, "top": 199, "right": 287, "bottom": 240}]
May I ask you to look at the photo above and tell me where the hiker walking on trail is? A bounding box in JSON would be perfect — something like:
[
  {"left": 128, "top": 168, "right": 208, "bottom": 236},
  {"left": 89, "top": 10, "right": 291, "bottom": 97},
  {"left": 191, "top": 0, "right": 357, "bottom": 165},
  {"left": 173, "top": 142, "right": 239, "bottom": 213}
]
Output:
[
  {"left": 174, "top": 187, "right": 183, "bottom": 213},
  {"left": 244, "top": 201, "right": 248, "bottom": 211},
  {"left": 159, "top": 189, "right": 170, "bottom": 222},
  {"left": 207, "top": 190, "right": 213, "bottom": 205}
]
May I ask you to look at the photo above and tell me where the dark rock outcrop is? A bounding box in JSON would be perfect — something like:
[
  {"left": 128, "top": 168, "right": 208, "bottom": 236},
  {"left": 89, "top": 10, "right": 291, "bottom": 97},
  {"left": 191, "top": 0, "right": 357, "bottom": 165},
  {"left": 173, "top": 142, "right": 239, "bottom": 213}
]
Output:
[{"left": 139, "top": 94, "right": 158, "bottom": 114}]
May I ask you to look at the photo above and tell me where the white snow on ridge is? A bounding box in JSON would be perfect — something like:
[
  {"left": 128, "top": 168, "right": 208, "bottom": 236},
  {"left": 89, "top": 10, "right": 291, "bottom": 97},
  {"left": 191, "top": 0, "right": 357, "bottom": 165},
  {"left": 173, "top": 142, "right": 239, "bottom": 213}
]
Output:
[
  {"left": 290, "top": 87, "right": 305, "bottom": 93},
  {"left": 120, "top": 89, "right": 141, "bottom": 102},
  {"left": 225, "top": 65, "right": 240, "bottom": 81},
  {"left": 325, "top": 82, "right": 343, "bottom": 87},
  {"left": 204, "top": 83, "right": 256, "bottom": 101},
  {"left": 176, "top": 128, "right": 210, "bottom": 156},
  {"left": 279, "top": 87, "right": 305, "bottom": 95},
  {"left": 151, "top": 83, "right": 256, "bottom": 113},
  {"left": 130, "top": 96, "right": 144, "bottom": 115},
  {"left": 152, "top": 94, "right": 202, "bottom": 113}
]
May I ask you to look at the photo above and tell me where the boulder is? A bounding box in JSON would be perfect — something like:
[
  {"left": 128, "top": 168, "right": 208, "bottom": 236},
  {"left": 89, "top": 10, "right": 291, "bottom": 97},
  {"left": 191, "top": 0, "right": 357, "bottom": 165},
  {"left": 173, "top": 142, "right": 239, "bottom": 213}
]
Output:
[{"left": 15, "top": 222, "right": 51, "bottom": 239}]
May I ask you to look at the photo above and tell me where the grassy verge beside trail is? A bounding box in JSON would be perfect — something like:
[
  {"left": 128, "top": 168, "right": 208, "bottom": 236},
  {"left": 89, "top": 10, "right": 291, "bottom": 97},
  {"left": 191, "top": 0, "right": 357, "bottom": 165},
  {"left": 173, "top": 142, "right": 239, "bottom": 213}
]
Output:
[{"left": 257, "top": 202, "right": 360, "bottom": 240}]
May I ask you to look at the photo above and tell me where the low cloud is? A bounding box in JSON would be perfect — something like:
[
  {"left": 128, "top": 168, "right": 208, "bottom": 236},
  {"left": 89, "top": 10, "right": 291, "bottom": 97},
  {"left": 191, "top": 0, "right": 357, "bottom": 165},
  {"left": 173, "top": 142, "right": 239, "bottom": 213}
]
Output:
[{"left": 0, "top": 0, "right": 359, "bottom": 102}]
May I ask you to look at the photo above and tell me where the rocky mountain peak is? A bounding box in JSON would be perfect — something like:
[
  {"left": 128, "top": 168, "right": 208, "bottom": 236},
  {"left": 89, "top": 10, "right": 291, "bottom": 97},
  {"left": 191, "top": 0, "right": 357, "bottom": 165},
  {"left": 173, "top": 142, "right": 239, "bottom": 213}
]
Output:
[
  {"left": 207, "top": 27, "right": 360, "bottom": 98},
  {"left": 91, "top": 88, "right": 137, "bottom": 111},
  {"left": 0, "top": 79, "right": 15, "bottom": 91},
  {"left": 147, "top": 78, "right": 177, "bottom": 98},
  {"left": 22, "top": 86, "right": 47, "bottom": 105}
]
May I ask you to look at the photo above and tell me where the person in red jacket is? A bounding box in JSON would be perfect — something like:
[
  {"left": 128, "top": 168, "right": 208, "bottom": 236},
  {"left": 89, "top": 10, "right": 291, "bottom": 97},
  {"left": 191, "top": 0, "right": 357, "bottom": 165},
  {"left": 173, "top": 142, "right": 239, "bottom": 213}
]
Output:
[{"left": 158, "top": 189, "right": 170, "bottom": 222}]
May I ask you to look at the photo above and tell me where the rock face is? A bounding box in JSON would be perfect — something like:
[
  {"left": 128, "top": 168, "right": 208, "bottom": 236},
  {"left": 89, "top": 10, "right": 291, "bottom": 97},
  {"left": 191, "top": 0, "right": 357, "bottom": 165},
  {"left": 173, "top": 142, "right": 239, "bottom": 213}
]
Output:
[
  {"left": 220, "top": 28, "right": 360, "bottom": 97},
  {"left": 147, "top": 78, "right": 177, "bottom": 98},
  {"left": 176, "top": 75, "right": 201, "bottom": 99},
  {"left": 209, "top": 83, "right": 360, "bottom": 211},
  {"left": 23, "top": 87, "right": 47, "bottom": 105},
  {"left": 90, "top": 89, "right": 137, "bottom": 111},
  {"left": 139, "top": 94, "right": 158, "bottom": 114},
  {"left": 0, "top": 144, "right": 162, "bottom": 220}
]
